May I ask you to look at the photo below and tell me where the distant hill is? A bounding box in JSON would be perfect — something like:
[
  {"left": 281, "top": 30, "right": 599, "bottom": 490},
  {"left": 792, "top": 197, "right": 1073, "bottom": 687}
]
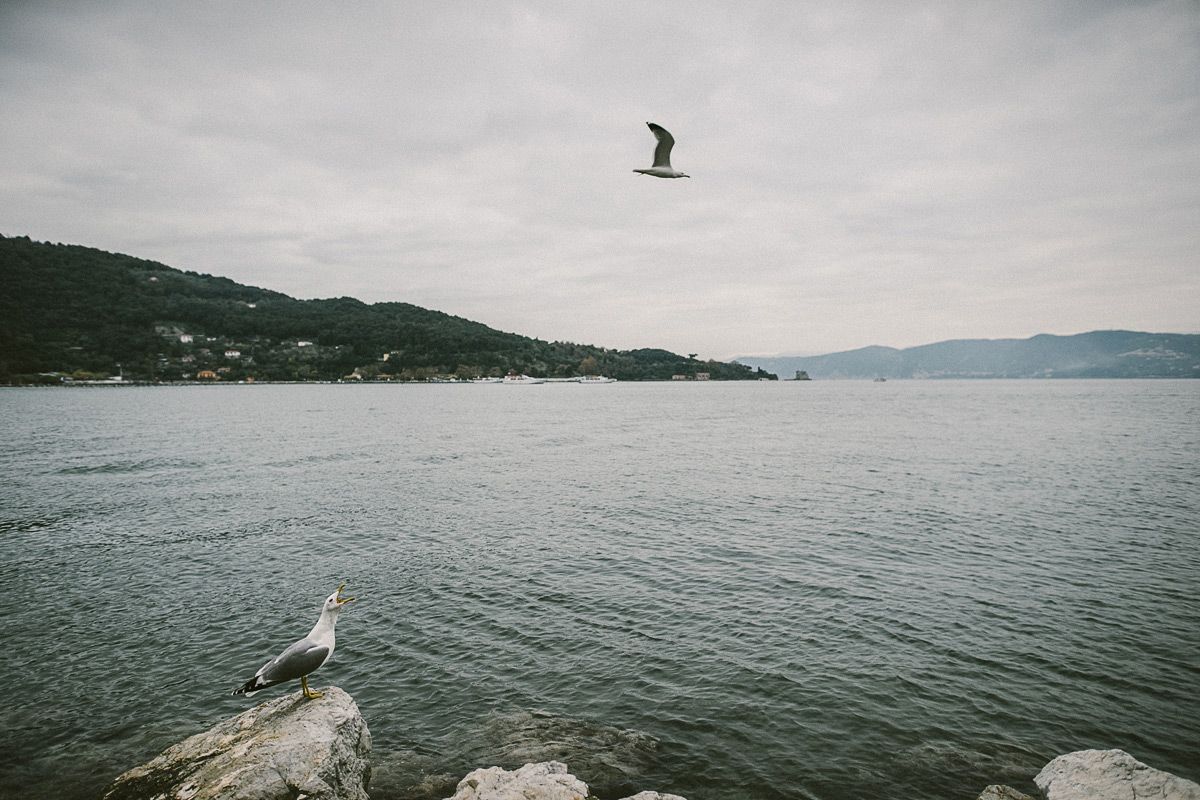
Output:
[
  {"left": 735, "top": 331, "right": 1200, "bottom": 379},
  {"left": 0, "top": 235, "right": 774, "bottom": 383}
]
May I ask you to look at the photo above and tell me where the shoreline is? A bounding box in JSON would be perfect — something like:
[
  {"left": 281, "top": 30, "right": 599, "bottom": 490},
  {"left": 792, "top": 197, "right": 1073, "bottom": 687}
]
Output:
[
  {"left": 98, "top": 688, "right": 1200, "bottom": 800},
  {"left": 4, "top": 375, "right": 1200, "bottom": 388}
]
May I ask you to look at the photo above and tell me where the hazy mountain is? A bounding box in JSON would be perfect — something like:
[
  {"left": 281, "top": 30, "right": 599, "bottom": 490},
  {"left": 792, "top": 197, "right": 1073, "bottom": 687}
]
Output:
[
  {"left": 0, "top": 235, "right": 774, "bottom": 383},
  {"left": 735, "top": 331, "right": 1200, "bottom": 379}
]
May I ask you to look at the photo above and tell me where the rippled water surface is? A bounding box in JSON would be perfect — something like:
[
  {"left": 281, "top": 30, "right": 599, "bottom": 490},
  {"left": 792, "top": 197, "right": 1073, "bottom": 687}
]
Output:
[{"left": 2, "top": 381, "right": 1198, "bottom": 799}]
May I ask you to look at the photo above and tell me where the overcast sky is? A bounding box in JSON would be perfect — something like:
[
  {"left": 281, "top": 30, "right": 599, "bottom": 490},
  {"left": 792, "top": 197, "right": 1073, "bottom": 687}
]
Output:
[{"left": 2, "top": 1, "right": 1197, "bottom": 358}]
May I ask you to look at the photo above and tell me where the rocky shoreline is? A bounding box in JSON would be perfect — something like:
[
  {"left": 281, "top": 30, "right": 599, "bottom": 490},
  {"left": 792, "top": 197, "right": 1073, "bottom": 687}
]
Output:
[{"left": 99, "top": 686, "right": 1198, "bottom": 800}]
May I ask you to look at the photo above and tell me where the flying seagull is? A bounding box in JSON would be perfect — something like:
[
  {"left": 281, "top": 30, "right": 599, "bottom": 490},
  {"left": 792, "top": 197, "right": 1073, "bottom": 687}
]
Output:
[
  {"left": 233, "top": 583, "right": 355, "bottom": 700},
  {"left": 633, "top": 122, "right": 690, "bottom": 179}
]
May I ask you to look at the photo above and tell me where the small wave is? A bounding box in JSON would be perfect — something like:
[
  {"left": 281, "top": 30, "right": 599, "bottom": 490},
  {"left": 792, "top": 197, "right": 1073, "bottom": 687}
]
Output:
[
  {"left": 0, "top": 513, "right": 69, "bottom": 535},
  {"left": 55, "top": 457, "right": 203, "bottom": 475}
]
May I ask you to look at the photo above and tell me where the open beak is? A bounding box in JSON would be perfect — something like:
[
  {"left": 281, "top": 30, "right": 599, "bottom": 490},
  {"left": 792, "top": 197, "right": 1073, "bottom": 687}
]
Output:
[{"left": 336, "top": 582, "right": 355, "bottom": 605}]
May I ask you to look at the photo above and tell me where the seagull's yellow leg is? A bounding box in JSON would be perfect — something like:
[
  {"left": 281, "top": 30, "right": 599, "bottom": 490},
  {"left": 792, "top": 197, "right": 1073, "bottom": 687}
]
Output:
[{"left": 301, "top": 675, "right": 323, "bottom": 700}]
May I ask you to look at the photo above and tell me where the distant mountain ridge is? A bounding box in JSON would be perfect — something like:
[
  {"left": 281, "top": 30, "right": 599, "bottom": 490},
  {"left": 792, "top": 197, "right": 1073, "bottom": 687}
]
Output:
[
  {"left": 0, "top": 235, "right": 773, "bottom": 382},
  {"left": 736, "top": 331, "right": 1200, "bottom": 379}
]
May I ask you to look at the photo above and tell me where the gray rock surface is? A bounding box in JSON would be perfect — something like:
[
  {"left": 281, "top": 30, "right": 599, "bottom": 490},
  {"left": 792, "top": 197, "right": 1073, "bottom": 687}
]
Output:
[
  {"left": 101, "top": 686, "right": 371, "bottom": 800},
  {"left": 445, "top": 762, "right": 588, "bottom": 800},
  {"left": 371, "top": 709, "right": 661, "bottom": 799},
  {"left": 1034, "top": 749, "right": 1200, "bottom": 800},
  {"left": 977, "top": 786, "right": 1036, "bottom": 800},
  {"left": 441, "top": 761, "right": 687, "bottom": 800},
  {"left": 464, "top": 710, "right": 661, "bottom": 796}
]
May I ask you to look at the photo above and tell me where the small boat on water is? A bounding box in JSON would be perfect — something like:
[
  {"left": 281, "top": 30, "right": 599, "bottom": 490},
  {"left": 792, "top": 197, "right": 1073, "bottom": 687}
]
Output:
[
  {"left": 503, "top": 373, "right": 545, "bottom": 385},
  {"left": 576, "top": 375, "right": 616, "bottom": 384}
]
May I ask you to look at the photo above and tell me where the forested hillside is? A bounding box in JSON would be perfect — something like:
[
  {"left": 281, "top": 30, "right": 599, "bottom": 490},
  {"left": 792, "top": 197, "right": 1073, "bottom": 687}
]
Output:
[{"left": 0, "top": 236, "right": 773, "bottom": 383}]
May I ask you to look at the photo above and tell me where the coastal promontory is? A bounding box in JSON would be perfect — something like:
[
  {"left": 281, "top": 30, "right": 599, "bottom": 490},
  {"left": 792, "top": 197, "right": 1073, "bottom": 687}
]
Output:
[{"left": 0, "top": 235, "right": 773, "bottom": 384}]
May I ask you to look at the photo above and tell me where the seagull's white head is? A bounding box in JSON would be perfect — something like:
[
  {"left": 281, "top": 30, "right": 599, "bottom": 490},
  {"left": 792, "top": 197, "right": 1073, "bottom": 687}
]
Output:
[{"left": 322, "top": 583, "right": 355, "bottom": 614}]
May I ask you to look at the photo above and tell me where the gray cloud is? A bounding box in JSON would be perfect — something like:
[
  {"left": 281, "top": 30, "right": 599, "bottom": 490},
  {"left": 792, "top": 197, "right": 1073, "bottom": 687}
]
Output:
[{"left": 2, "top": 0, "right": 1197, "bottom": 358}]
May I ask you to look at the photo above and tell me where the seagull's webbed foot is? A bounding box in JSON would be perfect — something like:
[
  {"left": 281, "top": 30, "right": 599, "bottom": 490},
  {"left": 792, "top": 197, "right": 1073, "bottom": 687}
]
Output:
[{"left": 301, "top": 675, "right": 323, "bottom": 700}]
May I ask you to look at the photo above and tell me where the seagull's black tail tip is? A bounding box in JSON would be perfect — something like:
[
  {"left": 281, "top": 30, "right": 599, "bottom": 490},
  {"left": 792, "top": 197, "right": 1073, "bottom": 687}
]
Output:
[{"left": 232, "top": 678, "right": 261, "bottom": 696}]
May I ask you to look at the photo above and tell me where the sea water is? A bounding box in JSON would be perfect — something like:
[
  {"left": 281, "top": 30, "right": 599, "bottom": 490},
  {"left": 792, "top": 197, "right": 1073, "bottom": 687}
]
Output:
[{"left": 1, "top": 380, "right": 1197, "bottom": 799}]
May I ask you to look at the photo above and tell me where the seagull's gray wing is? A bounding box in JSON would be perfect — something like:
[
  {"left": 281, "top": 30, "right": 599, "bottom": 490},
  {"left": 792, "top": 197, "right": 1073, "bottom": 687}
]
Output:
[
  {"left": 256, "top": 637, "right": 330, "bottom": 684},
  {"left": 647, "top": 122, "right": 675, "bottom": 168}
]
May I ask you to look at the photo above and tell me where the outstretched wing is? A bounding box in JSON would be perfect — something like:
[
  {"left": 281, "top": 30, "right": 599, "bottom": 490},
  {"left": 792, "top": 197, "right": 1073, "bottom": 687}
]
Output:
[{"left": 647, "top": 122, "right": 675, "bottom": 168}]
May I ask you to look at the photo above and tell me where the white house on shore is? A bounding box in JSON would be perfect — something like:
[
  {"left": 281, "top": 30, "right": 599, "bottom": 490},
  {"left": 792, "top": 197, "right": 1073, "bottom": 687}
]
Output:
[
  {"left": 179, "top": 334, "right": 194, "bottom": 344},
  {"left": 225, "top": 349, "right": 241, "bottom": 359}
]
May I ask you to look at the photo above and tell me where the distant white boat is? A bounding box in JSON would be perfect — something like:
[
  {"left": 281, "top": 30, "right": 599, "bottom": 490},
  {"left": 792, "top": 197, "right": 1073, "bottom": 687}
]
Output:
[
  {"left": 576, "top": 375, "right": 616, "bottom": 384},
  {"left": 503, "top": 373, "right": 545, "bottom": 385}
]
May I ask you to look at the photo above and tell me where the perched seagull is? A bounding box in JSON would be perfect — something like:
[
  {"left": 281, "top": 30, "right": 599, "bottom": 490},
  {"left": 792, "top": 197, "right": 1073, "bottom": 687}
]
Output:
[
  {"left": 633, "top": 122, "right": 690, "bottom": 179},
  {"left": 233, "top": 583, "right": 355, "bottom": 700}
]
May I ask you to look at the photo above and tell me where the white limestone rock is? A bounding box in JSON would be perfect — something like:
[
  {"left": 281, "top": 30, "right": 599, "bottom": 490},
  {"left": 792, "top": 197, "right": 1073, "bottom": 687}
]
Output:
[
  {"left": 463, "top": 709, "right": 661, "bottom": 796},
  {"left": 442, "top": 762, "right": 689, "bottom": 800},
  {"left": 101, "top": 686, "right": 371, "bottom": 800},
  {"left": 445, "top": 761, "right": 588, "bottom": 800},
  {"left": 1035, "top": 749, "right": 1200, "bottom": 800}
]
